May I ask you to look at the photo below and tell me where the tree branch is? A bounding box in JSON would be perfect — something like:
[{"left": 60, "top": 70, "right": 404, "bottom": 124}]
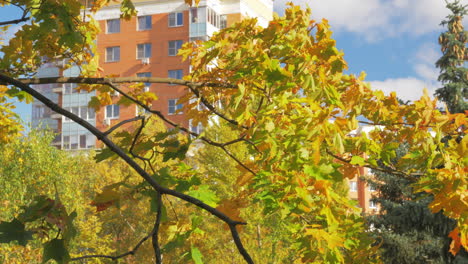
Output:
[
  {"left": 0, "top": 16, "right": 30, "bottom": 26},
  {"left": 325, "top": 150, "right": 420, "bottom": 181},
  {"left": 2, "top": 76, "right": 237, "bottom": 89},
  {"left": 187, "top": 83, "right": 248, "bottom": 129},
  {"left": 103, "top": 115, "right": 145, "bottom": 136},
  {"left": 0, "top": 73, "right": 254, "bottom": 263}
]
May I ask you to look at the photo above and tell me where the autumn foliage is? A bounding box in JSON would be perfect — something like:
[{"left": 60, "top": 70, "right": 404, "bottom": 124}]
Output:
[{"left": 0, "top": 1, "right": 466, "bottom": 263}]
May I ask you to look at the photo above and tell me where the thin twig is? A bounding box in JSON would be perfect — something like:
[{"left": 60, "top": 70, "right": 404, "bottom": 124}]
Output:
[
  {"left": 103, "top": 116, "right": 145, "bottom": 136},
  {"left": 187, "top": 83, "right": 248, "bottom": 129},
  {"left": 325, "top": 150, "right": 419, "bottom": 181}
]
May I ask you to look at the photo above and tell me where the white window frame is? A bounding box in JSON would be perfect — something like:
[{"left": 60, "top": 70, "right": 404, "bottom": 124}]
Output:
[
  {"left": 189, "top": 119, "right": 203, "bottom": 135},
  {"left": 349, "top": 181, "right": 358, "bottom": 192},
  {"left": 63, "top": 106, "right": 95, "bottom": 122},
  {"left": 168, "top": 99, "right": 183, "bottom": 115},
  {"left": 169, "top": 12, "right": 183, "bottom": 27},
  {"left": 63, "top": 83, "right": 79, "bottom": 94},
  {"left": 168, "top": 40, "right": 183, "bottom": 56},
  {"left": 106, "top": 46, "right": 120, "bottom": 62},
  {"left": 138, "top": 15, "right": 152, "bottom": 31},
  {"left": 106, "top": 19, "right": 120, "bottom": 33},
  {"left": 105, "top": 104, "right": 120, "bottom": 119},
  {"left": 168, "top": 69, "right": 183, "bottom": 80},
  {"left": 137, "top": 43, "right": 152, "bottom": 59}
]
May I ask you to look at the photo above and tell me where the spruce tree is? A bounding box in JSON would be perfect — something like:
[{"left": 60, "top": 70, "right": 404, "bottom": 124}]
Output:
[
  {"left": 435, "top": 0, "right": 468, "bottom": 113},
  {"left": 365, "top": 145, "right": 461, "bottom": 264}
]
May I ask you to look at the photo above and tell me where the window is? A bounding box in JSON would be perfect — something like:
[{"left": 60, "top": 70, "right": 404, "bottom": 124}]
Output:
[
  {"left": 169, "top": 12, "right": 183, "bottom": 27},
  {"left": 138, "top": 15, "right": 152, "bottom": 30},
  {"left": 106, "top": 104, "right": 120, "bottom": 119},
  {"left": 168, "top": 99, "right": 183, "bottom": 115},
  {"left": 349, "top": 181, "right": 357, "bottom": 192},
  {"left": 137, "top": 72, "right": 151, "bottom": 88},
  {"left": 190, "top": 7, "right": 204, "bottom": 23},
  {"left": 168, "top": 40, "right": 183, "bottom": 56},
  {"left": 106, "top": 19, "right": 120, "bottom": 33},
  {"left": 137, "top": 43, "right": 151, "bottom": 59},
  {"left": 63, "top": 136, "right": 70, "bottom": 149},
  {"left": 106, "top": 46, "right": 120, "bottom": 62},
  {"left": 220, "top": 15, "right": 227, "bottom": 29},
  {"left": 63, "top": 106, "right": 95, "bottom": 122},
  {"left": 369, "top": 184, "right": 376, "bottom": 192},
  {"left": 369, "top": 200, "right": 377, "bottom": 209},
  {"left": 168, "top": 69, "right": 183, "bottom": 80},
  {"left": 70, "top": 135, "right": 78, "bottom": 149},
  {"left": 190, "top": 120, "right": 203, "bottom": 135},
  {"left": 63, "top": 83, "right": 78, "bottom": 94}
]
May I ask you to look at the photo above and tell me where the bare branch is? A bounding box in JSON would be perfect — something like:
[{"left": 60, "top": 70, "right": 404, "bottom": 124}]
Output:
[
  {"left": 0, "top": 16, "right": 30, "bottom": 26},
  {"left": 3, "top": 76, "right": 237, "bottom": 89},
  {"left": 70, "top": 225, "right": 154, "bottom": 261},
  {"left": 325, "top": 150, "right": 419, "bottom": 181},
  {"left": 103, "top": 116, "right": 145, "bottom": 136},
  {"left": 229, "top": 225, "right": 254, "bottom": 264}
]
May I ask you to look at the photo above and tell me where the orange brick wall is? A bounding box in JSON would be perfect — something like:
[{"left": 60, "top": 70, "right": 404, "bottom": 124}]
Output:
[{"left": 96, "top": 11, "right": 191, "bottom": 132}]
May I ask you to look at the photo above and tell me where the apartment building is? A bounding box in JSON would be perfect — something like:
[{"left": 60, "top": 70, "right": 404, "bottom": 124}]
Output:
[{"left": 31, "top": 0, "right": 273, "bottom": 150}]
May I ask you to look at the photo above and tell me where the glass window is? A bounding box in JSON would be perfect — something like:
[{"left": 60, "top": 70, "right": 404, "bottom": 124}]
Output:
[
  {"left": 107, "top": 19, "right": 120, "bottom": 33},
  {"left": 80, "top": 135, "right": 87, "bottom": 149},
  {"left": 369, "top": 200, "right": 377, "bottom": 209},
  {"left": 137, "top": 43, "right": 152, "bottom": 59},
  {"left": 106, "top": 104, "right": 120, "bottom": 119},
  {"left": 169, "top": 12, "right": 183, "bottom": 27},
  {"left": 369, "top": 184, "right": 376, "bottom": 192},
  {"left": 63, "top": 83, "right": 78, "bottom": 94},
  {"left": 168, "top": 69, "right": 183, "bottom": 80},
  {"left": 349, "top": 181, "right": 358, "bottom": 192},
  {"left": 168, "top": 99, "right": 183, "bottom": 115},
  {"left": 63, "top": 136, "right": 70, "bottom": 149},
  {"left": 137, "top": 72, "right": 151, "bottom": 88},
  {"left": 190, "top": 7, "right": 206, "bottom": 23},
  {"left": 220, "top": 15, "right": 227, "bottom": 29},
  {"left": 87, "top": 134, "right": 96, "bottom": 149},
  {"left": 106, "top": 46, "right": 120, "bottom": 62},
  {"left": 190, "top": 120, "right": 203, "bottom": 134},
  {"left": 138, "top": 15, "right": 152, "bottom": 30},
  {"left": 168, "top": 40, "right": 183, "bottom": 56},
  {"left": 88, "top": 107, "right": 95, "bottom": 120},
  {"left": 70, "top": 135, "right": 78, "bottom": 149}
]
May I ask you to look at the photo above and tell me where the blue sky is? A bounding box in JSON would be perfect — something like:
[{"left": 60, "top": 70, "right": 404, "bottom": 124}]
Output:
[{"left": 1, "top": 0, "right": 465, "bottom": 123}]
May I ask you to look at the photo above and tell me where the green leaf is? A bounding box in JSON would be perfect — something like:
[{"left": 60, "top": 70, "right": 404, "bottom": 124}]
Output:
[
  {"left": 187, "top": 185, "right": 220, "bottom": 207},
  {"left": 191, "top": 246, "right": 204, "bottom": 264},
  {"left": 350, "top": 156, "right": 366, "bottom": 166},
  {"left": 18, "top": 195, "right": 54, "bottom": 223},
  {"left": 88, "top": 96, "right": 101, "bottom": 111},
  {"left": 42, "top": 239, "right": 70, "bottom": 264},
  {"left": 0, "top": 219, "right": 34, "bottom": 246},
  {"left": 94, "top": 147, "right": 117, "bottom": 162}
]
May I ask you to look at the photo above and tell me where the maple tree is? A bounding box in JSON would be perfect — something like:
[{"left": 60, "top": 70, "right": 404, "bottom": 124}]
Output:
[{"left": 0, "top": 1, "right": 467, "bottom": 263}]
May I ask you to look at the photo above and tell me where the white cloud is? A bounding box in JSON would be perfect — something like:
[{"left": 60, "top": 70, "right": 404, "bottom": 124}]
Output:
[
  {"left": 274, "top": 0, "right": 451, "bottom": 41},
  {"left": 369, "top": 42, "right": 441, "bottom": 103},
  {"left": 369, "top": 77, "right": 438, "bottom": 102}
]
